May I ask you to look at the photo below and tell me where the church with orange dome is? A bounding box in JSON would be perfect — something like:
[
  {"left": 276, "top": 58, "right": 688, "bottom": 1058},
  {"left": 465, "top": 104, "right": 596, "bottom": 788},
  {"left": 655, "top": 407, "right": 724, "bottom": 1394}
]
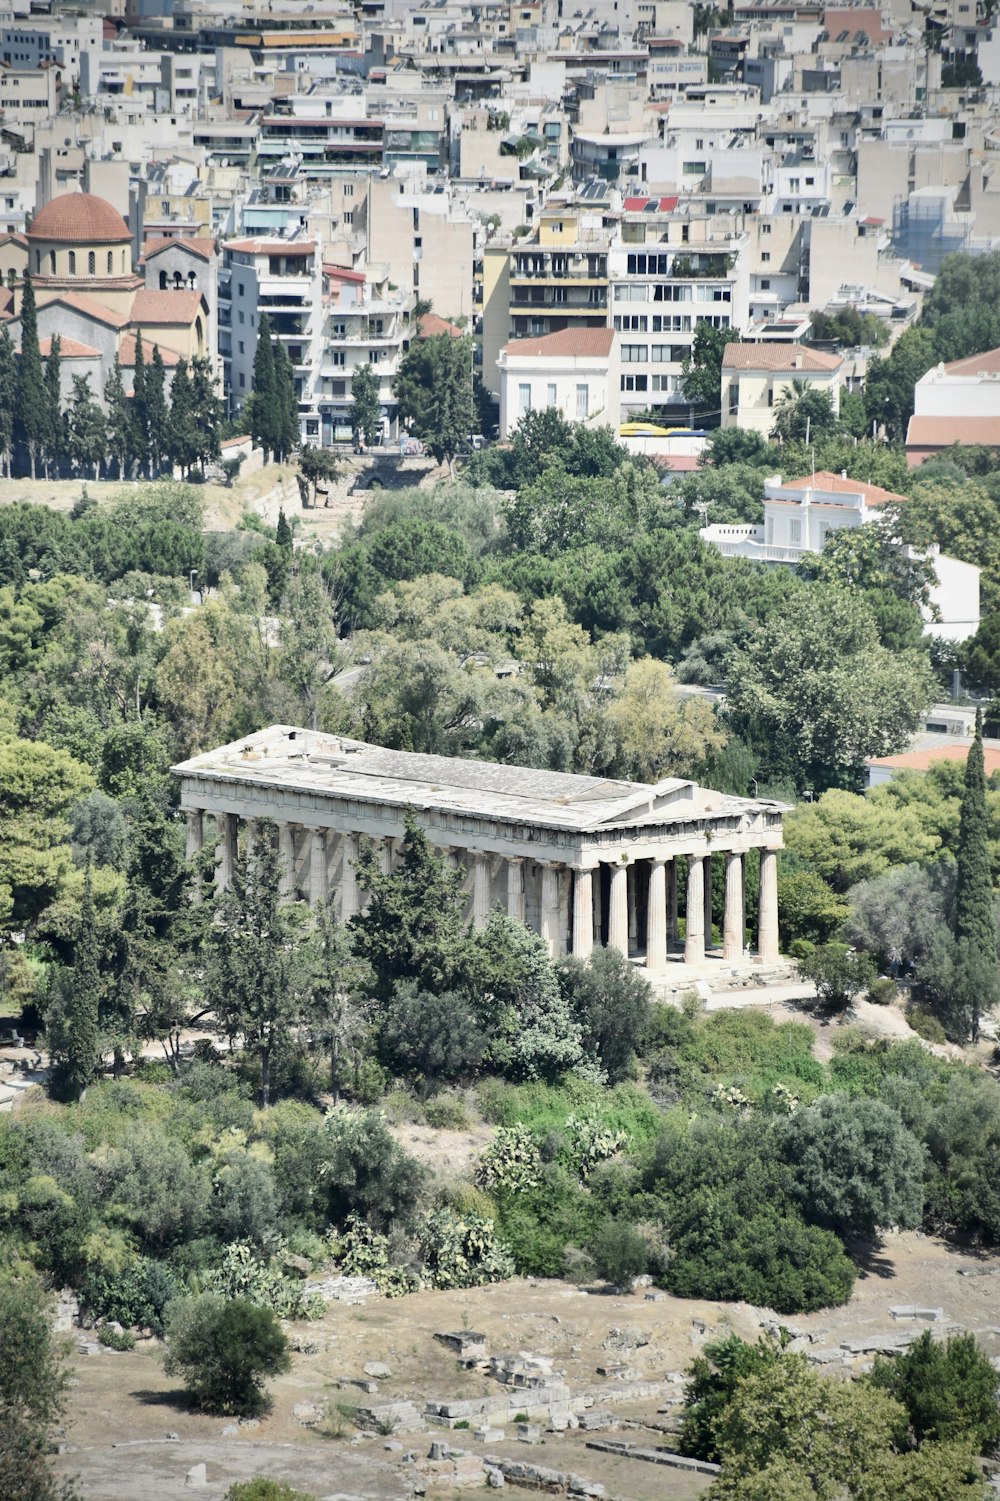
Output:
[{"left": 1, "top": 190, "right": 212, "bottom": 404}]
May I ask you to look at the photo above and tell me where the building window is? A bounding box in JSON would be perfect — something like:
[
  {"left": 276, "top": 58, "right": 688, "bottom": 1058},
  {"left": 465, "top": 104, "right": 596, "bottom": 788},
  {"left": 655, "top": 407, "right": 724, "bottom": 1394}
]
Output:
[
  {"left": 518, "top": 382, "right": 531, "bottom": 417},
  {"left": 159, "top": 269, "right": 168, "bottom": 289},
  {"left": 49, "top": 250, "right": 55, "bottom": 273},
  {"left": 621, "top": 344, "right": 648, "bottom": 362},
  {"left": 576, "top": 384, "right": 588, "bottom": 420},
  {"left": 760, "top": 279, "right": 770, "bottom": 290},
  {"left": 107, "top": 251, "right": 113, "bottom": 273},
  {"left": 68, "top": 250, "right": 76, "bottom": 274},
  {"left": 344, "top": 183, "right": 353, "bottom": 198},
  {"left": 546, "top": 382, "right": 557, "bottom": 407},
  {"left": 767, "top": 388, "right": 774, "bottom": 407},
  {"left": 729, "top": 383, "right": 739, "bottom": 414},
  {"left": 789, "top": 518, "right": 801, "bottom": 546},
  {"left": 238, "top": 340, "right": 244, "bottom": 354},
  {"left": 88, "top": 251, "right": 95, "bottom": 274},
  {"left": 330, "top": 351, "right": 345, "bottom": 367},
  {"left": 238, "top": 311, "right": 244, "bottom": 325},
  {"left": 239, "top": 372, "right": 245, "bottom": 388},
  {"left": 620, "top": 374, "right": 648, "bottom": 391},
  {"left": 762, "top": 222, "right": 771, "bottom": 235}
]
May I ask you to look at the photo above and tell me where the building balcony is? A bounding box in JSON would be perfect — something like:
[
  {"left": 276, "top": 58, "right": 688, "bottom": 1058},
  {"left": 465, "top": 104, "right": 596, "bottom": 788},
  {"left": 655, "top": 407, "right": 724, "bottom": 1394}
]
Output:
[{"left": 509, "top": 298, "right": 607, "bottom": 315}]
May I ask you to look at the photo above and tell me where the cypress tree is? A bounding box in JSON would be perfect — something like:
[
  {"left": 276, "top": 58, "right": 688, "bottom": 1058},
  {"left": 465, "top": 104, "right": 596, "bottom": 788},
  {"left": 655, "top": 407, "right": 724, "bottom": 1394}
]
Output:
[
  {"left": 42, "top": 333, "right": 62, "bottom": 479},
  {"left": 273, "top": 338, "right": 300, "bottom": 460},
  {"left": 132, "top": 330, "right": 149, "bottom": 476},
  {"left": 145, "top": 344, "right": 170, "bottom": 477},
  {"left": 275, "top": 506, "right": 292, "bottom": 550},
  {"left": 66, "top": 865, "right": 101, "bottom": 1099},
  {"left": 0, "top": 322, "right": 16, "bottom": 476},
  {"left": 167, "top": 356, "right": 197, "bottom": 477},
  {"left": 104, "top": 355, "right": 133, "bottom": 480},
  {"left": 15, "top": 273, "right": 45, "bottom": 478},
  {"left": 249, "top": 312, "right": 277, "bottom": 461},
  {"left": 955, "top": 708, "right": 997, "bottom": 1040}
]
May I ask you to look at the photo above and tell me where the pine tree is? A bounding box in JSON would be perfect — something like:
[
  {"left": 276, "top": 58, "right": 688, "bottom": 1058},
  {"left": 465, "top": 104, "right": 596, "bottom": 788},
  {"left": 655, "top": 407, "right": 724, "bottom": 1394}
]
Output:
[
  {"left": 249, "top": 312, "right": 277, "bottom": 461},
  {"left": 131, "top": 330, "right": 149, "bottom": 476},
  {"left": 15, "top": 273, "right": 45, "bottom": 478},
  {"left": 0, "top": 322, "right": 15, "bottom": 476},
  {"left": 955, "top": 708, "right": 997, "bottom": 1040},
  {"left": 273, "top": 339, "right": 300, "bottom": 460},
  {"left": 66, "top": 373, "right": 106, "bottom": 478},
  {"left": 351, "top": 360, "right": 381, "bottom": 448},
  {"left": 65, "top": 865, "right": 101, "bottom": 1099},
  {"left": 145, "top": 344, "right": 169, "bottom": 476},
  {"left": 104, "top": 356, "right": 133, "bottom": 480},
  {"left": 42, "top": 333, "right": 62, "bottom": 479}
]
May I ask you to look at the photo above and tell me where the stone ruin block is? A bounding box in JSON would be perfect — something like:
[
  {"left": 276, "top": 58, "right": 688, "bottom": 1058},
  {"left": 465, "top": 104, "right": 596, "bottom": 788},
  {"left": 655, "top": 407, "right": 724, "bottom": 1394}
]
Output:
[
  {"left": 354, "top": 1400, "right": 426, "bottom": 1435},
  {"left": 436, "top": 1330, "right": 490, "bottom": 1364}
]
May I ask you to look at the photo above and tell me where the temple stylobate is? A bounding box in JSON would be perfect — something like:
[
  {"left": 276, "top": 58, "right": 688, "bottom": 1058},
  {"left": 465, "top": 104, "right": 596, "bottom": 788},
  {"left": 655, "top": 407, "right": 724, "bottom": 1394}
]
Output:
[{"left": 172, "top": 727, "right": 788, "bottom": 972}]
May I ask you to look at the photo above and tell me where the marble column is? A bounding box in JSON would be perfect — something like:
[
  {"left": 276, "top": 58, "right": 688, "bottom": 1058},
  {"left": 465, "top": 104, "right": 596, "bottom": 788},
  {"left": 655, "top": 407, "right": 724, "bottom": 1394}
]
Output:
[
  {"left": 379, "top": 838, "right": 394, "bottom": 876},
  {"left": 684, "top": 854, "right": 706, "bottom": 965},
  {"left": 309, "top": 829, "right": 328, "bottom": 908},
  {"left": 185, "top": 809, "right": 204, "bottom": 862},
  {"left": 723, "top": 851, "right": 745, "bottom": 961},
  {"left": 571, "top": 865, "right": 595, "bottom": 960},
  {"left": 627, "top": 865, "right": 638, "bottom": 953},
  {"left": 608, "top": 862, "right": 628, "bottom": 956},
  {"left": 472, "top": 852, "right": 492, "bottom": 928},
  {"left": 646, "top": 857, "right": 668, "bottom": 973},
  {"left": 340, "top": 832, "right": 361, "bottom": 921},
  {"left": 506, "top": 857, "right": 525, "bottom": 923},
  {"left": 216, "top": 812, "right": 238, "bottom": 893},
  {"left": 278, "top": 822, "right": 297, "bottom": 899},
  {"left": 540, "top": 863, "right": 562, "bottom": 956},
  {"left": 667, "top": 859, "right": 678, "bottom": 947},
  {"left": 704, "top": 852, "right": 714, "bottom": 951},
  {"left": 244, "top": 818, "right": 259, "bottom": 868},
  {"left": 758, "top": 847, "right": 780, "bottom": 963}
]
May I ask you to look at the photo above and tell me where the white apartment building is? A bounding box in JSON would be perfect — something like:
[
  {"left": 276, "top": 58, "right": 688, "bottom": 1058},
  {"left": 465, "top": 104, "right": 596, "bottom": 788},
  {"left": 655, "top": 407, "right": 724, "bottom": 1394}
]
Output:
[
  {"left": 607, "top": 201, "right": 750, "bottom": 420},
  {"left": 497, "top": 326, "right": 620, "bottom": 439},
  {"left": 219, "top": 236, "right": 323, "bottom": 432},
  {"left": 720, "top": 343, "right": 844, "bottom": 433},
  {"left": 317, "top": 264, "right": 413, "bottom": 444},
  {"left": 0, "top": 16, "right": 102, "bottom": 85}
]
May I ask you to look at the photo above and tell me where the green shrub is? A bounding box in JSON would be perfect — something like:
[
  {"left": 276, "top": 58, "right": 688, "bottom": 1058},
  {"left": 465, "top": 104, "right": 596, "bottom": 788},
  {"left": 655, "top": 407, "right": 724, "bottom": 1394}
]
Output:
[
  {"left": 906, "top": 1005, "right": 948, "bottom": 1045},
  {"left": 476, "top": 1125, "right": 542, "bottom": 1196},
  {"left": 588, "top": 1219, "right": 648, "bottom": 1287},
  {"left": 867, "top": 977, "right": 898, "bottom": 1006},
  {"left": 493, "top": 1164, "right": 601, "bottom": 1277},
  {"left": 476, "top": 1077, "right": 660, "bottom": 1146},
  {"left": 797, "top": 943, "right": 876, "bottom": 1013},
  {"left": 224, "top": 1482, "right": 318, "bottom": 1501},
  {"left": 164, "top": 1294, "right": 290, "bottom": 1416},
  {"left": 203, "top": 1241, "right": 324, "bottom": 1320},
  {"left": 424, "top": 1094, "right": 470, "bottom": 1130},
  {"left": 335, "top": 1216, "right": 419, "bottom": 1296},
  {"left": 868, "top": 1330, "right": 1000, "bottom": 1452},
  {"left": 81, "top": 1256, "right": 180, "bottom": 1336},
  {"left": 680, "top": 1335, "right": 784, "bottom": 1463},
  {"left": 417, "top": 1207, "right": 514, "bottom": 1289},
  {"left": 97, "top": 1323, "right": 135, "bottom": 1351}
]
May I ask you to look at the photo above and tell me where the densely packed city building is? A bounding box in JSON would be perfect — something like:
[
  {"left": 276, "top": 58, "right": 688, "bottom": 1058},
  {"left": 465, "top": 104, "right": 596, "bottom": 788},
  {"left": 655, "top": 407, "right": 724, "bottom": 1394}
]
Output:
[{"left": 4, "top": 0, "right": 1000, "bottom": 446}]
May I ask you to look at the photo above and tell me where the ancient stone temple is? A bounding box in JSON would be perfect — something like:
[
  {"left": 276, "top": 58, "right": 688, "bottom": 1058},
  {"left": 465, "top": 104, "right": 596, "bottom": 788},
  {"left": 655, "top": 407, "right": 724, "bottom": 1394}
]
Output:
[{"left": 172, "top": 726, "right": 786, "bottom": 971}]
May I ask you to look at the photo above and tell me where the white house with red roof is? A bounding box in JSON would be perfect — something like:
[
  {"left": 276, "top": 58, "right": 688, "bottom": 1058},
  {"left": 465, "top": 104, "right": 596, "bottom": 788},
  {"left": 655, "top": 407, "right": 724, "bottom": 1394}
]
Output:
[
  {"left": 720, "top": 343, "right": 845, "bottom": 434},
  {"left": 906, "top": 347, "right": 1000, "bottom": 465},
  {"left": 496, "top": 327, "right": 620, "bottom": 439},
  {"left": 700, "top": 470, "right": 981, "bottom": 641}
]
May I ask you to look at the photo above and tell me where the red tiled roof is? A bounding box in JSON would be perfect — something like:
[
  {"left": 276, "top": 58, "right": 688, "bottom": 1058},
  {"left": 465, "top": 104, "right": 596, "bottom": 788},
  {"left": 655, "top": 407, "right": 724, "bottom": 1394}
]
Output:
[
  {"left": 118, "top": 334, "right": 180, "bottom": 367},
  {"left": 418, "top": 312, "right": 464, "bottom": 339},
  {"left": 46, "top": 292, "right": 130, "bottom": 328},
  {"left": 906, "top": 415, "right": 1000, "bottom": 448},
  {"left": 37, "top": 336, "right": 101, "bottom": 358},
  {"left": 324, "top": 263, "right": 365, "bottom": 283},
  {"left": 142, "top": 236, "right": 215, "bottom": 263},
  {"left": 940, "top": 347, "right": 1000, "bottom": 376},
  {"left": 782, "top": 470, "right": 908, "bottom": 507},
  {"left": 868, "top": 742, "right": 1000, "bottom": 776},
  {"left": 28, "top": 192, "right": 130, "bottom": 245},
  {"left": 501, "top": 327, "right": 615, "bottom": 359},
  {"left": 130, "top": 289, "right": 204, "bottom": 324},
  {"left": 225, "top": 238, "right": 315, "bottom": 255},
  {"left": 723, "top": 342, "right": 843, "bottom": 372},
  {"left": 0, "top": 232, "right": 27, "bottom": 248}
]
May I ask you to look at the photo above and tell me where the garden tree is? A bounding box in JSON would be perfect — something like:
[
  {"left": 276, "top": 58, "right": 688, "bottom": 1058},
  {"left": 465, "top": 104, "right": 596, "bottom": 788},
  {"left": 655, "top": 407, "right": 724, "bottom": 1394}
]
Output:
[
  {"left": 588, "top": 1219, "right": 649, "bottom": 1286},
  {"left": 65, "top": 375, "right": 106, "bottom": 479},
  {"left": 954, "top": 710, "right": 996, "bottom": 1040},
  {"left": 0, "top": 1276, "right": 76, "bottom": 1501},
  {"left": 777, "top": 869, "right": 849, "bottom": 949},
  {"left": 164, "top": 1294, "right": 290, "bottom": 1416},
  {"left": 144, "top": 345, "right": 170, "bottom": 476},
  {"left": 103, "top": 356, "right": 133, "bottom": 479},
  {"left": 884, "top": 476, "right": 1000, "bottom": 611},
  {"left": 15, "top": 273, "right": 45, "bottom": 478},
  {"left": 674, "top": 462, "right": 766, "bottom": 526},
  {"left": 962, "top": 611, "right": 1000, "bottom": 695},
  {"left": 843, "top": 861, "right": 955, "bottom": 974},
  {"left": 838, "top": 387, "right": 870, "bottom": 439},
  {"left": 798, "top": 522, "right": 934, "bottom": 650},
  {"left": 808, "top": 306, "right": 888, "bottom": 349},
  {"left": 863, "top": 326, "right": 936, "bottom": 441},
  {"left": 707, "top": 1352, "right": 938, "bottom": 1501},
  {"left": 188, "top": 354, "right": 225, "bottom": 474},
  {"left": 394, "top": 332, "right": 474, "bottom": 472},
  {"left": 272, "top": 566, "right": 344, "bottom": 729},
  {"left": 782, "top": 1093, "right": 925, "bottom": 1240},
  {"left": 855, "top": 1444, "right": 989, "bottom": 1501},
  {"left": 207, "top": 823, "right": 312, "bottom": 1106},
  {"left": 350, "top": 812, "right": 468, "bottom": 1002},
  {"left": 727, "top": 586, "right": 935, "bottom": 792},
  {"left": 378, "top": 980, "right": 486, "bottom": 1089},
  {"left": 354, "top": 639, "right": 502, "bottom": 758},
  {"left": 680, "top": 1333, "right": 785, "bottom": 1463},
  {"left": 306, "top": 902, "right": 368, "bottom": 1097},
  {"left": 318, "top": 1106, "right": 425, "bottom": 1230},
  {"left": 501, "top": 461, "right": 663, "bottom": 557},
  {"left": 351, "top": 359, "right": 381, "bottom": 446},
  {"left": 796, "top": 942, "right": 876, "bottom": 1014},
  {"left": 42, "top": 334, "right": 62, "bottom": 479},
  {"left": 558, "top": 946, "right": 651, "bottom": 1083},
  {"left": 920, "top": 249, "right": 1000, "bottom": 363},
  {"left": 59, "top": 865, "right": 102, "bottom": 1098},
  {"left": 0, "top": 321, "right": 15, "bottom": 475},
  {"left": 297, "top": 442, "right": 338, "bottom": 503},
  {"left": 680, "top": 323, "right": 741, "bottom": 422},
  {"left": 785, "top": 791, "right": 942, "bottom": 891},
  {"left": 273, "top": 340, "right": 300, "bottom": 461},
  {"left": 0, "top": 730, "right": 94, "bottom": 934},
  {"left": 605, "top": 656, "right": 727, "bottom": 781},
  {"left": 247, "top": 311, "right": 277, "bottom": 460},
  {"left": 365, "top": 515, "right": 476, "bottom": 587},
  {"left": 870, "top": 1330, "right": 1000, "bottom": 1452},
  {"left": 770, "top": 381, "right": 838, "bottom": 444},
  {"left": 700, "top": 426, "right": 774, "bottom": 468},
  {"left": 465, "top": 911, "right": 583, "bottom": 1080}
]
